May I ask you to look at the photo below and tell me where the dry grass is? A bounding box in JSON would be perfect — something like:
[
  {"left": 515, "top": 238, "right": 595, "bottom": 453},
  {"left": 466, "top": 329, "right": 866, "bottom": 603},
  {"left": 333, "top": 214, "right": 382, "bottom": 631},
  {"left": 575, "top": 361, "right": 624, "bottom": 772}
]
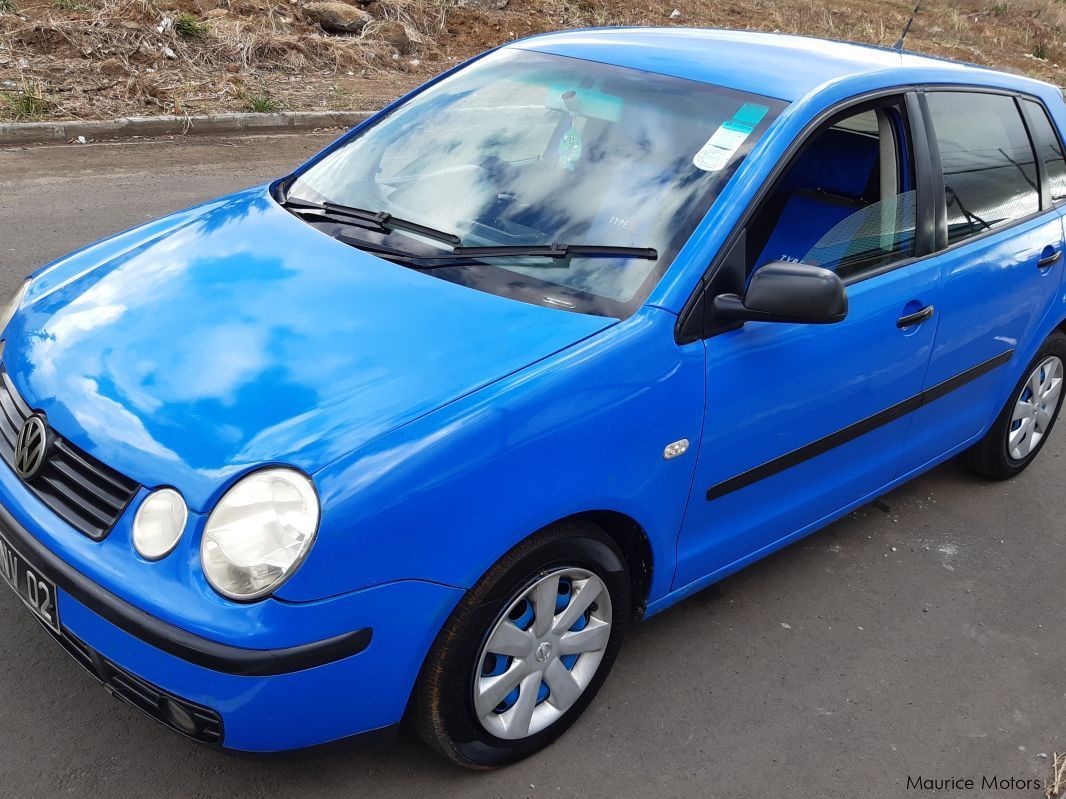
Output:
[
  {"left": 1, "top": 0, "right": 1066, "bottom": 121},
  {"left": 1048, "top": 753, "right": 1066, "bottom": 799},
  {"left": 0, "top": 0, "right": 441, "bottom": 119}
]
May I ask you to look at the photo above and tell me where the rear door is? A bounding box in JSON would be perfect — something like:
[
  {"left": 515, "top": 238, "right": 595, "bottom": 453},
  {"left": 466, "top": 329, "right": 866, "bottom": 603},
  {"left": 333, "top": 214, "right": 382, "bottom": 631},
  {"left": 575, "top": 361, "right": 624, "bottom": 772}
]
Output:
[{"left": 897, "top": 90, "right": 1066, "bottom": 474}]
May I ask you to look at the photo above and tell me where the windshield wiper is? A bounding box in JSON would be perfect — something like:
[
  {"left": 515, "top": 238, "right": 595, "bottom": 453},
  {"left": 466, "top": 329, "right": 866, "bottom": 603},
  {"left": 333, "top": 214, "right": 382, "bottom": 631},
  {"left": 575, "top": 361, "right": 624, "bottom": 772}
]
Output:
[
  {"left": 282, "top": 198, "right": 462, "bottom": 247},
  {"left": 451, "top": 243, "right": 658, "bottom": 261},
  {"left": 389, "top": 243, "right": 660, "bottom": 269},
  {"left": 332, "top": 231, "right": 658, "bottom": 271}
]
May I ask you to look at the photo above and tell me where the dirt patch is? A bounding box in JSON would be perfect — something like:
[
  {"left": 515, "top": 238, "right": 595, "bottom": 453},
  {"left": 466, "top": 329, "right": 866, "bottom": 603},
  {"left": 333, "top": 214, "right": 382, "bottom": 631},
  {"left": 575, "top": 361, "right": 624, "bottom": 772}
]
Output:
[{"left": 0, "top": 0, "right": 1064, "bottom": 122}]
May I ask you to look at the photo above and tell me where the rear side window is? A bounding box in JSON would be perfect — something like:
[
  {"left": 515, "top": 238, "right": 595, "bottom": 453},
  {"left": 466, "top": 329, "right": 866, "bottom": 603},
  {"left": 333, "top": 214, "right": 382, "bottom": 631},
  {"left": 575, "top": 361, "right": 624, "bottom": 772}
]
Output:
[
  {"left": 1021, "top": 98, "right": 1066, "bottom": 202},
  {"left": 925, "top": 92, "right": 1039, "bottom": 245}
]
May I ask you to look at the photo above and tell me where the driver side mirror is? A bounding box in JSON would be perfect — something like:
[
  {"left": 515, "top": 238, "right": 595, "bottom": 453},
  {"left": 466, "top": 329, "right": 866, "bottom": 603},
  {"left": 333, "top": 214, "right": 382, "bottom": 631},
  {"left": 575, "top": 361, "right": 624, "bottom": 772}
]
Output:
[{"left": 712, "top": 261, "right": 848, "bottom": 325}]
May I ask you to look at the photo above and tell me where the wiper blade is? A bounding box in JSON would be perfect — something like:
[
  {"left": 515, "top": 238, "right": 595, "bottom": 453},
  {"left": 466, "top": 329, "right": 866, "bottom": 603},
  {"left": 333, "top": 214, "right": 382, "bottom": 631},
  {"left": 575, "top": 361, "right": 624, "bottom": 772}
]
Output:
[
  {"left": 450, "top": 243, "right": 658, "bottom": 260},
  {"left": 331, "top": 231, "right": 659, "bottom": 273},
  {"left": 283, "top": 198, "right": 462, "bottom": 246}
]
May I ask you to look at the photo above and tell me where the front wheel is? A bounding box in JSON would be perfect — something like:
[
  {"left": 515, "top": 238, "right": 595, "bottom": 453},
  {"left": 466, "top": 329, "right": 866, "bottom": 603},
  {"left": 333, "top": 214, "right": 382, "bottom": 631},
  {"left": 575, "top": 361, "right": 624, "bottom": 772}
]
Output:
[
  {"left": 412, "top": 521, "right": 631, "bottom": 768},
  {"left": 962, "top": 330, "right": 1066, "bottom": 480}
]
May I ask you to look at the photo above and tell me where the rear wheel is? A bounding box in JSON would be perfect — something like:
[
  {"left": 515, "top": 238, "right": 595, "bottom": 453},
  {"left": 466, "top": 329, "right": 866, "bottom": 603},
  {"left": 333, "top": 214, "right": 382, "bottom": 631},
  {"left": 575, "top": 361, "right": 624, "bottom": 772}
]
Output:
[
  {"left": 412, "top": 521, "right": 631, "bottom": 768},
  {"left": 962, "top": 331, "right": 1066, "bottom": 480}
]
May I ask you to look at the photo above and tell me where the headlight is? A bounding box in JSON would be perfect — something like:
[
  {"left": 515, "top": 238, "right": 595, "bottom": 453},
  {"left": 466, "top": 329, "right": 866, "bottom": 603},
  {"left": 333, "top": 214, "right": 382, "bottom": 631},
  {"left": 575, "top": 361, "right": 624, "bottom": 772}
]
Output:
[
  {"left": 133, "top": 488, "right": 187, "bottom": 560},
  {"left": 201, "top": 468, "right": 319, "bottom": 601},
  {"left": 0, "top": 281, "right": 29, "bottom": 334}
]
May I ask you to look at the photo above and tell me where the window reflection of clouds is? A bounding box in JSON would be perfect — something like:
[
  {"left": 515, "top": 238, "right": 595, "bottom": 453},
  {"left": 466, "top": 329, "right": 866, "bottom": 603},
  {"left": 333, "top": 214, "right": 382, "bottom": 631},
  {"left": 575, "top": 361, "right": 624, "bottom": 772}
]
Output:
[
  {"left": 22, "top": 198, "right": 373, "bottom": 469},
  {"left": 16, "top": 189, "right": 611, "bottom": 478},
  {"left": 290, "top": 49, "right": 785, "bottom": 307}
]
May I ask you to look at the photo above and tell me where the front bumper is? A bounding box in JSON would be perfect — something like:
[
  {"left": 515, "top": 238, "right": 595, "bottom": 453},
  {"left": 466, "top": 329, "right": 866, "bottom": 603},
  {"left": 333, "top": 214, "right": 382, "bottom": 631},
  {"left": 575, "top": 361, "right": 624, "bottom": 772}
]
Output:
[{"left": 0, "top": 494, "right": 464, "bottom": 752}]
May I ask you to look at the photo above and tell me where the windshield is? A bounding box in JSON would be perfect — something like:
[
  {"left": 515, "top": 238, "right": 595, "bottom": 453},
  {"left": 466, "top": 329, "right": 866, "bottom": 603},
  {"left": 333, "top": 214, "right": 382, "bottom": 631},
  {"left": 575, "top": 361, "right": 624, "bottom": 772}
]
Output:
[{"left": 286, "top": 49, "right": 787, "bottom": 317}]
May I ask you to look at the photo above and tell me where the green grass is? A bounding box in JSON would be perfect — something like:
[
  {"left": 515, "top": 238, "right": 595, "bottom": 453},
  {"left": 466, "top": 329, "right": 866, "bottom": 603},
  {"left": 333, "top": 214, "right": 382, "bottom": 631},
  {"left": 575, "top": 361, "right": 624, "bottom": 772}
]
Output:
[
  {"left": 1033, "top": 39, "right": 1051, "bottom": 60},
  {"left": 990, "top": 2, "right": 1008, "bottom": 17},
  {"left": 243, "top": 93, "right": 281, "bottom": 113},
  {"left": 52, "top": 0, "right": 89, "bottom": 9},
  {"left": 0, "top": 85, "right": 50, "bottom": 120},
  {"left": 0, "top": 0, "right": 16, "bottom": 12},
  {"left": 174, "top": 12, "right": 208, "bottom": 38}
]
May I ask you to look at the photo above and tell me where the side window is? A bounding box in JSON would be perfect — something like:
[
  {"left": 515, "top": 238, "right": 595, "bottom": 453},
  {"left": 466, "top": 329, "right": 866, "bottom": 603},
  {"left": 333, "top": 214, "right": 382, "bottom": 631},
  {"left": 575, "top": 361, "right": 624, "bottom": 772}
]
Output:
[
  {"left": 744, "top": 100, "right": 917, "bottom": 282},
  {"left": 925, "top": 92, "right": 1039, "bottom": 245},
  {"left": 1021, "top": 98, "right": 1066, "bottom": 203}
]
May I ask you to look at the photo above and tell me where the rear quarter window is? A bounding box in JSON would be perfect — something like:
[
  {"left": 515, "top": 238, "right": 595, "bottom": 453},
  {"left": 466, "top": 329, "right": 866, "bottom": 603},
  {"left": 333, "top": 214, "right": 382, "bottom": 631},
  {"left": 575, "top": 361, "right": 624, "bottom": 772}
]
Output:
[{"left": 1021, "top": 97, "right": 1066, "bottom": 203}]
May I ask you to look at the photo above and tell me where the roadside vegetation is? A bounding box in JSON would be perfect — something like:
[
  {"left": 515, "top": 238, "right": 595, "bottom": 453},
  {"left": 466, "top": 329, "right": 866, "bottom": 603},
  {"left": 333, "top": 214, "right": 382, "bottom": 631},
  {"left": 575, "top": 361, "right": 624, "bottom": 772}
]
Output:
[{"left": 0, "top": 0, "right": 1064, "bottom": 122}]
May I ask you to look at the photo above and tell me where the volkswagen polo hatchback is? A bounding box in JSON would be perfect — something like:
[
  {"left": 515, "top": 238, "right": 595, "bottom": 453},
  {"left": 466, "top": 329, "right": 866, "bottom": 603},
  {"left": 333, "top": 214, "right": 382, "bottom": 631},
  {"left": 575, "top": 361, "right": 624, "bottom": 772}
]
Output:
[{"left": 2, "top": 29, "right": 1065, "bottom": 767}]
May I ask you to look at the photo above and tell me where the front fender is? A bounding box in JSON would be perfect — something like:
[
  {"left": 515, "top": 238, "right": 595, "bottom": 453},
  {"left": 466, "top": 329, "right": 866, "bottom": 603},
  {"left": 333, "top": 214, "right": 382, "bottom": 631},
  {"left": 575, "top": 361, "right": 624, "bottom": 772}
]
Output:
[{"left": 277, "top": 306, "right": 706, "bottom": 606}]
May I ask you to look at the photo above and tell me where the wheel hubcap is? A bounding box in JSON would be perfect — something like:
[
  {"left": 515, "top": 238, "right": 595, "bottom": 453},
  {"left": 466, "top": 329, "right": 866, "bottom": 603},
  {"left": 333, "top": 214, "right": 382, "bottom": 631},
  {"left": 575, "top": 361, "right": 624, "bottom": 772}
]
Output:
[
  {"left": 1009, "top": 355, "right": 1063, "bottom": 461},
  {"left": 473, "top": 567, "right": 612, "bottom": 740}
]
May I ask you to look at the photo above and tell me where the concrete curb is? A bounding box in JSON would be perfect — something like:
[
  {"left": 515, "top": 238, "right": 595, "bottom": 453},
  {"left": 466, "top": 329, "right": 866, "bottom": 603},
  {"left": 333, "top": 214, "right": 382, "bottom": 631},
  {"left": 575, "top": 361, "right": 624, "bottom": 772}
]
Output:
[{"left": 0, "top": 110, "right": 373, "bottom": 145}]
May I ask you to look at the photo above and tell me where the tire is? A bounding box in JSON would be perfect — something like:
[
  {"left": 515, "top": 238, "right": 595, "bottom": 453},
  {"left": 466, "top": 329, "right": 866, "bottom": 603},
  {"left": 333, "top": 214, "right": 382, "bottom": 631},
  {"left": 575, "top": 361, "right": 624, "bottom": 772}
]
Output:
[
  {"left": 412, "top": 520, "right": 631, "bottom": 768},
  {"left": 962, "top": 330, "right": 1066, "bottom": 480}
]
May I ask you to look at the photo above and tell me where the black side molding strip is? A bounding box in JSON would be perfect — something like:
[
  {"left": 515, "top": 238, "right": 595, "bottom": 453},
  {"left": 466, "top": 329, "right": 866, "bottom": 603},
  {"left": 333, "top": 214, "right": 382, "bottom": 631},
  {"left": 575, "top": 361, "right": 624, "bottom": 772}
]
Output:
[
  {"left": 0, "top": 501, "right": 372, "bottom": 676},
  {"left": 706, "top": 350, "right": 1014, "bottom": 502},
  {"left": 922, "top": 349, "right": 1013, "bottom": 404}
]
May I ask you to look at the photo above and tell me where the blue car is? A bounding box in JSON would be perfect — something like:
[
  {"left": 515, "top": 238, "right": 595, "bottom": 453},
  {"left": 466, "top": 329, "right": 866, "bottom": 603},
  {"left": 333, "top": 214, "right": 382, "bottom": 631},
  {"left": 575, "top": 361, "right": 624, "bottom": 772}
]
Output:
[{"left": 2, "top": 27, "right": 1065, "bottom": 767}]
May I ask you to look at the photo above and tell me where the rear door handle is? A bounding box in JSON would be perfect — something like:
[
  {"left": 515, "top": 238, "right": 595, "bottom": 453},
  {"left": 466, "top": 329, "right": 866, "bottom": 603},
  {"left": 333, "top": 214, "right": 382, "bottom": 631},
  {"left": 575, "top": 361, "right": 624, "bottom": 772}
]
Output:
[
  {"left": 1038, "top": 247, "right": 1062, "bottom": 268},
  {"left": 897, "top": 305, "right": 935, "bottom": 328}
]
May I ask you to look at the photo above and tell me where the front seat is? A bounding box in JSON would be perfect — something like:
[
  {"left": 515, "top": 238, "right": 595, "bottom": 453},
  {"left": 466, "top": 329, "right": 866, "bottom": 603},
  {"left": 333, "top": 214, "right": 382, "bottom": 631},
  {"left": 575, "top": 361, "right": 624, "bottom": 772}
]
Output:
[{"left": 755, "top": 127, "right": 880, "bottom": 268}]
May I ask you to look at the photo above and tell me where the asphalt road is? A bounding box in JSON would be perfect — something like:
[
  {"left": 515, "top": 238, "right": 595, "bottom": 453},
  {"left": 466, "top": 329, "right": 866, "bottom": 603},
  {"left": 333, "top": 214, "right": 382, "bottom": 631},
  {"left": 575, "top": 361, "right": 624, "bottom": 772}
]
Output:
[{"left": 0, "top": 135, "right": 1063, "bottom": 799}]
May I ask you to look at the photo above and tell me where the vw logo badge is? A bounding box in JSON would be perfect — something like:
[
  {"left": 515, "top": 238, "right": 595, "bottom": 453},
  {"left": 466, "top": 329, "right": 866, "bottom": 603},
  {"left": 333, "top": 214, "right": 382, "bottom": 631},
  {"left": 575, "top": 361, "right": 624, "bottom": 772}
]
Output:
[{"left": 14, "top": 415, "right": 48, "bottom": 481}]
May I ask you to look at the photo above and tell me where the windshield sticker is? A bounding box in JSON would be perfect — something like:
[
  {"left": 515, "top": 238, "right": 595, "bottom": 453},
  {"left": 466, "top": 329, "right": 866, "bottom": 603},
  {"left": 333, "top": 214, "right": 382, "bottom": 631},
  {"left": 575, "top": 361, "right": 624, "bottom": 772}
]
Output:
[
  {"left": 693, "top": 103, "right": 770, "bottom": 172},
  {"left": 732, "top": 102, "right": 771, "bottom": 127}
]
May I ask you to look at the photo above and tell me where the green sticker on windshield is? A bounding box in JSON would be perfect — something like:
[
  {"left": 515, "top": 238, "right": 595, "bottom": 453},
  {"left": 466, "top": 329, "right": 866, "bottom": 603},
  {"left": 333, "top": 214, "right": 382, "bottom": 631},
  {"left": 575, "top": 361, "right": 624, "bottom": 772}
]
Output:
[
  {"left": 693, "top": 103, "right": 770, "bottom": 172},
  {"left": 732, "top": 102, "right": 770, "bottom": 127}
]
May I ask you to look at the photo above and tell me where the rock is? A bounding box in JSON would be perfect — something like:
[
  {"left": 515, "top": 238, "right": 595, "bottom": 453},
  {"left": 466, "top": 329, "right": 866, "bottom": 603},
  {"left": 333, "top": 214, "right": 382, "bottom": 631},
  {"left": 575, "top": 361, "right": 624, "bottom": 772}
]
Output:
[
  {"left": 99, "top": 57, "right": 128, "bottom": 77},
  {"left": 375, "top": 20, "right": 410, "bottom": 53},
  {"left": 303, "top": 2, "right": 370, "bottom": 33},
  {"left": 136, "top": 40, "right": 162, "bottom": 62}
]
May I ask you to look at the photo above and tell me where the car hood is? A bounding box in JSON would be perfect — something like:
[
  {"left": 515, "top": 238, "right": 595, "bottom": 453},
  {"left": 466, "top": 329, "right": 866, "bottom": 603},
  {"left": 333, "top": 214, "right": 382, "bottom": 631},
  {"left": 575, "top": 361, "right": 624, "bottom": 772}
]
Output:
[{"left": 4, "top": 187, "right": 614, "bottom": 511}]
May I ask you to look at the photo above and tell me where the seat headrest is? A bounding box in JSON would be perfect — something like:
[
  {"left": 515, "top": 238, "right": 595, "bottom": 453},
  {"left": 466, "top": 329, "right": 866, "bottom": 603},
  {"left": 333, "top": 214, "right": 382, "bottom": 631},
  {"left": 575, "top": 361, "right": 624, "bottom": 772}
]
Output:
[{"left": 781, "top": 128, "right": 879, "bottom": 200}]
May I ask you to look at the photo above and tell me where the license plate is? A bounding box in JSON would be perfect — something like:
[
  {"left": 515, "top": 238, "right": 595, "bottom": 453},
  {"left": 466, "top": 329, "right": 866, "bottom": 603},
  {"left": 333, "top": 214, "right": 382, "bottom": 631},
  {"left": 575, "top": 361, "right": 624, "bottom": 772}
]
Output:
[{"left": 0, "top": 528, "right": 59, "bottom": 633}]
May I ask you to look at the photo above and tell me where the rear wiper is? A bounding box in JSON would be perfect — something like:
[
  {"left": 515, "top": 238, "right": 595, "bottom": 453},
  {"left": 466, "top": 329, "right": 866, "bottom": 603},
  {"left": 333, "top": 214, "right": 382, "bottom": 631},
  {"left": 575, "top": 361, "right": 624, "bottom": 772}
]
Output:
[{"left": 282, "top": 198, "right": 461, "bottom": 247}]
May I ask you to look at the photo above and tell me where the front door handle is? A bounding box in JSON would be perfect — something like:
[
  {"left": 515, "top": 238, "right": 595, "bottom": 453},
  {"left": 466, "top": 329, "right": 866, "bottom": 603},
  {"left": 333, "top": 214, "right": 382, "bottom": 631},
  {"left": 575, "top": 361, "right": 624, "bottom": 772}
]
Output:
[
  {"left": 1038, "top": 246, "right": 1062, "bottom": 268},
  {"left": 897, "top": 305, "right": 935, "bottom": 329}
]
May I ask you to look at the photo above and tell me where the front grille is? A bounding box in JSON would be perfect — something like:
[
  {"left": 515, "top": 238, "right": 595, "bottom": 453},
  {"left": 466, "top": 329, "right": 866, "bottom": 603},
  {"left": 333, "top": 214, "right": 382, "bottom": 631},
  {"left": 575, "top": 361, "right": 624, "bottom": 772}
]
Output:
[
  {"left": 0, "top": 367, "right": 139, "bottom": 540},
  {"left": 49, "top": 625, "right": 224, "bottom": 745}
]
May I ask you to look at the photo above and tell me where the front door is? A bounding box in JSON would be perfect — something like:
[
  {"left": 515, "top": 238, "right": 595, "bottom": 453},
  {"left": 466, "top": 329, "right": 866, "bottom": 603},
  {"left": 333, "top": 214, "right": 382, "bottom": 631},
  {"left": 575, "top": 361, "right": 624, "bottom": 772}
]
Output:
[{"left": 674, "top": 94, "right": 941, "bottom": 590}]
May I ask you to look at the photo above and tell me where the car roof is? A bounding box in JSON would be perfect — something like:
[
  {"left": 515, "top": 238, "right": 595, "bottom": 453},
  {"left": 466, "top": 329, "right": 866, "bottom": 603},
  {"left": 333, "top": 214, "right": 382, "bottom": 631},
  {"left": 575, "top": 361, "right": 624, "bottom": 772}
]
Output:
[{"left": 512, "top": 27, "right": 1053, "bottom": 102}]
